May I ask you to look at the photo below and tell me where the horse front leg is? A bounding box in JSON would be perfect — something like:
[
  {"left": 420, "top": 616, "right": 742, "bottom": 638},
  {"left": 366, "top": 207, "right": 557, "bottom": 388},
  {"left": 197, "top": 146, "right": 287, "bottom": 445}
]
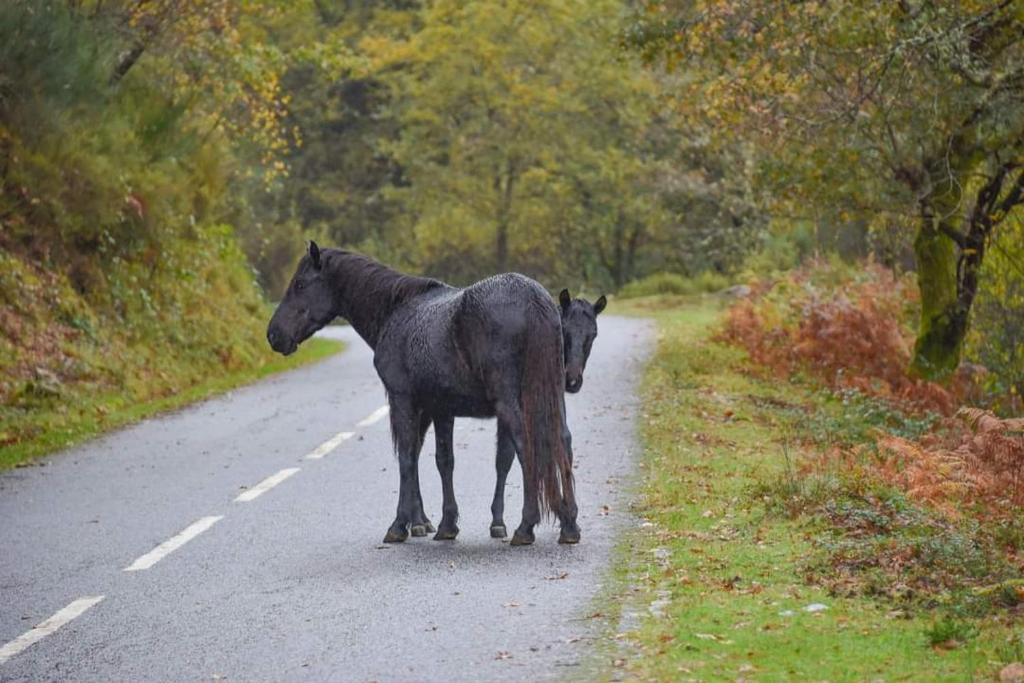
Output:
[
  {"left": 489, "top": 423, "right": 515, "bottom": 538},
  {"left": 432, "top": 413, "right": 459, "bottom": 541},
  {"left": 383, "top": 395, "right": 425, "bottom": 544}
]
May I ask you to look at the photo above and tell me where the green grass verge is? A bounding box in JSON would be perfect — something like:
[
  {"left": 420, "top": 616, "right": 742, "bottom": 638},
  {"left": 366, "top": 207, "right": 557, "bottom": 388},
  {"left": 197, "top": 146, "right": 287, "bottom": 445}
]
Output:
[
  {"left": 0, "top": 337, "right": 343, "bottom": 470},
  {"left": 593, "top": 300, "right": 1018, "bottom": 681}
]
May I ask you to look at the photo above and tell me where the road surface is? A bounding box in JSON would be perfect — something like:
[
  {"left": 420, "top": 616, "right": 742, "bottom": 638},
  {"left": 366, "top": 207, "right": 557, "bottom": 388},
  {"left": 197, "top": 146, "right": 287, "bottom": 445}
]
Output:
[{"left": 0, "top": 315, "right": 653, "bottom": 682}]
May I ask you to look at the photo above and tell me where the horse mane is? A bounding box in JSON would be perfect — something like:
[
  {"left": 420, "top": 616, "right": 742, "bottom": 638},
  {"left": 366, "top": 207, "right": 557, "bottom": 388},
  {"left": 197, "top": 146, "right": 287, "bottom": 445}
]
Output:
[{"left": 325, "top": 249, "right": 446, "bottom": 346}]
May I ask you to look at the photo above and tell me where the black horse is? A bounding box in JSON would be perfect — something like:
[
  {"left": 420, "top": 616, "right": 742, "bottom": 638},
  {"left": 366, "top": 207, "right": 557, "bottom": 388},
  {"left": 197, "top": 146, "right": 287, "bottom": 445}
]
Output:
[
  {"left": 267, "top": 242, "right": 579, "bottom": 545},
  {"left": 486, "top": 289, "right": 605, "bottom": 538},
  {"left": 558, "top": 288, "right": 606, "bottom": 394}
]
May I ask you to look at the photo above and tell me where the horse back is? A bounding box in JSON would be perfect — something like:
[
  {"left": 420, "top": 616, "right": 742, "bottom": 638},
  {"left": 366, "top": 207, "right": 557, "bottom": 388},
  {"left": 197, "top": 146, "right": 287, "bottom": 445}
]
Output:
[
  {"left": 454, "top": 273, "right": 561, "bottom": 370},
  {"left": 373, "top": 273, "right": 558, "bottom": 417}
]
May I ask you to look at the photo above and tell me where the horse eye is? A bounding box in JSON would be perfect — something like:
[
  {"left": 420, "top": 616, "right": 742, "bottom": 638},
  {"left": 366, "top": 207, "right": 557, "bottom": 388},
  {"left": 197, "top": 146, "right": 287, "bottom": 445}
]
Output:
[{"left": 295, "top": 281, "right": 305, "bottom": 292}]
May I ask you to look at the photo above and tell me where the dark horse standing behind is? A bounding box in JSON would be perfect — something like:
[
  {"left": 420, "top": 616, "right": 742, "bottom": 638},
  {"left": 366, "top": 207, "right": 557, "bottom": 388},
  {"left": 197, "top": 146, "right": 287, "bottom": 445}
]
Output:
[{"left": 267, "top": 242, "right": 579, "bottom": 545}]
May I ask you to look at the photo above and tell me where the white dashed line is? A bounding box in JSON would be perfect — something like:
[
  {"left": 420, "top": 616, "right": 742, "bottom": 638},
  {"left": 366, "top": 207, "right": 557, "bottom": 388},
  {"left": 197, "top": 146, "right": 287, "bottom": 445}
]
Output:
[
  {"left": 304, "top": 431, "right": 355, "bottom": 460},
  {"left": 234, "top": 468, "right": 300, "bottom": 503},
  {"left": 124, "top": 516, "right": 223, "bottom": 571},
  {"left": 0, "top": 596, "right": 105, "bottom": 664},
  {"left": 357, "top": 405, "right": 390, "bottom": 427}
]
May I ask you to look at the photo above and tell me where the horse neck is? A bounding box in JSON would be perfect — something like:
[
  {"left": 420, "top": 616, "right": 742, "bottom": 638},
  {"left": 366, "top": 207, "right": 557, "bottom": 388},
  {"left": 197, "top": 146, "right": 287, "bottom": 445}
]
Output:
[{"left": 325, "top": 252, "right": 438, "bottom": 349}]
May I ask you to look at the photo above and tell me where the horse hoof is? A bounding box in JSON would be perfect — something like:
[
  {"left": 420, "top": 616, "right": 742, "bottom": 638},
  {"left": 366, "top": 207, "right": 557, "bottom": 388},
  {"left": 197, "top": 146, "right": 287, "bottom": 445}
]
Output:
[
  {"left": 490, "top": 524, "right": 507, "bottom": 539},
  {"left": 433, "top": 526, "right": 459, "bottom": 541},
  {"left": 558, "top": 528, "right": 581, "bottom": 544},
  {"left": 510, "top": 529, "right": 534, "bottom": 546},
  {"left": 382, "top": 527, "right": 408, "bottom": 543},
  {"left": 410, "top": 524, "right": 428, "bottom": 537}
]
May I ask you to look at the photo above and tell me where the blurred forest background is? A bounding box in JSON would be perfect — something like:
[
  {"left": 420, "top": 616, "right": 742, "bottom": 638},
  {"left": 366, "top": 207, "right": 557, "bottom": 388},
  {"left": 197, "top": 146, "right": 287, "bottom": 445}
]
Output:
[{"left": 0, "top": 0, "right": 1022, "bottom": 454}]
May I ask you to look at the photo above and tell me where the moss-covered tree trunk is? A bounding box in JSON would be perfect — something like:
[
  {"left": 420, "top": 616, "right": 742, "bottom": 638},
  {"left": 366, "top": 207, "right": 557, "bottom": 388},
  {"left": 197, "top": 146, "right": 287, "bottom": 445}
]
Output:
[
  {"left": 910, "top": 212, "right": 965, "bottom": 379},
  {"left": 910, "top": 164, "right": 1022, "bottom": 380}
]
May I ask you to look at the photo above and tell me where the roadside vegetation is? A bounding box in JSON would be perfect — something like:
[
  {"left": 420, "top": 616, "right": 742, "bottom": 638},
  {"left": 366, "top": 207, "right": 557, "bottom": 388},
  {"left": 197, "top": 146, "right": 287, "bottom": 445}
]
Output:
[
  {"left": 0, "top": 2, "right": 352, "bottom": 466},
  {"left": 598, "top": 258, "right": 1024, "bottom": 680}
]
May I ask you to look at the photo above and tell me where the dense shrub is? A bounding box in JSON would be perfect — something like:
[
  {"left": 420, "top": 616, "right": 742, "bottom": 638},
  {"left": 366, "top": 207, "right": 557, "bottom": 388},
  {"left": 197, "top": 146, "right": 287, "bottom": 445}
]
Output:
[
  {"left": 0, "top": 2, "right": 276, "bottom": 451},
  {"left": 720, "top": 260, "right": 958, "bottom": 415},
  {"left": 872, "top": 408, "right": 1024, "bottom": 520},
  {"left": 618, "top": 270, "right": 730, "bottom": 299},
  {"left": 727, "top": 260, "right": 1024, "bottom": 540}
]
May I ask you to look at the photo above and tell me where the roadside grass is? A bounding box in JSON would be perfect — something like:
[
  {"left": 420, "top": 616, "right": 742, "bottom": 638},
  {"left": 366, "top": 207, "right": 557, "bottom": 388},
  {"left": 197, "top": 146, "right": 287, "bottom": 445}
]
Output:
[
  {"left": 0, "top": 337, "right": 342, "bottom": 470},
  {"left": 596, "top": 298, "right": 1020, "bottom": 681}
]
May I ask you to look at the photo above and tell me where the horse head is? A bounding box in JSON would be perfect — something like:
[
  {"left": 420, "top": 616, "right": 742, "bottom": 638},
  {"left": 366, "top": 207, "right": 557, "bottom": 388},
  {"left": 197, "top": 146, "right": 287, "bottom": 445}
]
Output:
[
  {"left": 267, "top": 241, "right": 338, "bottom": 355},
  {"left": 558, "top": 289, "right": 606, "bottom": 394}
]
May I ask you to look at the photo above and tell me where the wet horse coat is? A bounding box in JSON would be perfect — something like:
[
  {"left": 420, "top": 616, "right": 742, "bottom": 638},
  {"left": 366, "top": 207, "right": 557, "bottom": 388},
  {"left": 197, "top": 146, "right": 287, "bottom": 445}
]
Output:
[
  {"left": 267, "top": 243, "right": 579, "bottom": 545},
  {"left": 486, "top": 289, "right": 606, "bottom": 537}
]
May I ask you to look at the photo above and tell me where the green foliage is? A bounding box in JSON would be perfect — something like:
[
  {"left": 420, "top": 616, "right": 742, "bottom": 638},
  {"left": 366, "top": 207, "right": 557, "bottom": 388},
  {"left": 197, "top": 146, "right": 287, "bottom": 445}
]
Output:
[
  {"left": 968, "top": 217, "right": 1024, "bottom": 415},
  {"left": 803, "top": 389, "right": 940, "bottom": 449},
  {"left": 925, "top": 618, "right": 979, "bottom": 649},
  {"left": 630, "top": 0, "right": 1024, "bottom": 378},
  {"left": 229, "top": 0, "right": 767, "bottom": 296},
  {"left": 0, "top": 1, "right": 331, "bottom": 458},
  {"left": 618, "top": 270, "right": 729, "bottom": 299}
]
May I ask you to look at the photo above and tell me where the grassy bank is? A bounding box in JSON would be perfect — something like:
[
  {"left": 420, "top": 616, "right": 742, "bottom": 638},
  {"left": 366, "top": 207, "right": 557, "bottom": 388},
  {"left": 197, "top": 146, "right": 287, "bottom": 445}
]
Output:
[
  {"left": 597, "top": 299, "right": 1018, "bottom": 681},
  {"left": 0, "top": 337, "right": 342, "bottom": 471}
]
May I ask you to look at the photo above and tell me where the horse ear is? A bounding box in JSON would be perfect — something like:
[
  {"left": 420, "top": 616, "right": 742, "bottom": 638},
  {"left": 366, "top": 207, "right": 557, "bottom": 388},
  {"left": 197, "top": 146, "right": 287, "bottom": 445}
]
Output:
[
  {"left": 593, "top": 295, "right": 607, "bottom": 316},
  {"left": 309, "top": 240, "right": 321, "bottom": 270},
  {"left": 558, "top": 288, "right": 571, "bottom": 312}
]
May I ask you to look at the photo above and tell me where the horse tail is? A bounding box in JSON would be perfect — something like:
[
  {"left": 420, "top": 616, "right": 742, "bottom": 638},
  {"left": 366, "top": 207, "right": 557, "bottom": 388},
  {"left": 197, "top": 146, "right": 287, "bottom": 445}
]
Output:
[{"left": 520, "top": 303, "right": 575, "bottom": 518}]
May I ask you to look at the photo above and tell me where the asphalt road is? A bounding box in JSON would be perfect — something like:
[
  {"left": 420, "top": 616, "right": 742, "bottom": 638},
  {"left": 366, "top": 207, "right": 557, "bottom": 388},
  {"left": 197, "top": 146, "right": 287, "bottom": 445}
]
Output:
[{"left": 0, "top": 314, "right": 654, "bottom": 682}]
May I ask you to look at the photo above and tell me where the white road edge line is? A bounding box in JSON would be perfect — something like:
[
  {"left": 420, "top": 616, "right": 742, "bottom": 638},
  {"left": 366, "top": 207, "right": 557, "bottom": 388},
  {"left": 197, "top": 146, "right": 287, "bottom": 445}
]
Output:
[
  {"left": 234, "top": 468, "right": 300, "bottom": 503},
  {"left": 0, "top": 596, "right": 105, "bottom": 665},
  {"left": 356, "top": 405, "right": 390, "bottom": 427},
  {"left": 304, "top": 431, "right": 355, "bottom": 460},
  {"left": 124, "top": 516, "right": 223, "bottom": 571}
]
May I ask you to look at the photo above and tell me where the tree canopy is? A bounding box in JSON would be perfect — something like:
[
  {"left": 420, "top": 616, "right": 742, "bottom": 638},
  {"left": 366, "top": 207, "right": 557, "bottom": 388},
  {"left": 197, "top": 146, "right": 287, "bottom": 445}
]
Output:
[{"left": 628, "top": 0, "right": 1024, "bottom": 377}]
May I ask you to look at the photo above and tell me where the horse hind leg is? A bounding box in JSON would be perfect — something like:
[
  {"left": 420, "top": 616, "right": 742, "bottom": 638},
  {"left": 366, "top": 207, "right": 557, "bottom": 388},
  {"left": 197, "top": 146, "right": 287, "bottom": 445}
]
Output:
[
  {"left": 409, "top": 475, "right": 434, "bottom": 537},
  {"left": 493, "top": 400, "right": 539, "bottom": 546},
  {"left": 489, "top": 423, "right": 515, "bottom": 539},
  {"left": 432, "top": 414, "right": 459, "bottom": 541},
  {"left": 383, "top": 396, "right": 426, "bottom": 544},
  {"left": 410, "top": 412, "right": 435, "bottom": 537}
]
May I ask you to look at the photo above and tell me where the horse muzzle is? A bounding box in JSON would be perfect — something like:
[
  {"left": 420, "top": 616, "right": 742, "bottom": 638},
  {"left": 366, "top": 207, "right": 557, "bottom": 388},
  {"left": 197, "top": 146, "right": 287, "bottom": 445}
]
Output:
[
  {"left": 565, "top": 375, "right": 583, "bottom": 393},
  {"left": 267, "top": 327, "right": 297, "bottom": 356}
]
